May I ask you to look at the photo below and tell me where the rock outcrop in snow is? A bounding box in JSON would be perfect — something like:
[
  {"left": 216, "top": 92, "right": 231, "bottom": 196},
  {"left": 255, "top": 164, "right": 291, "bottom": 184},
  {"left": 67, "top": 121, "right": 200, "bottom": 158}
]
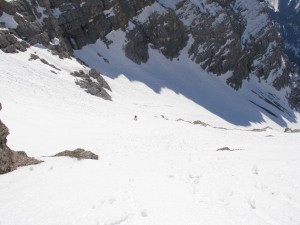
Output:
[
  {"left": 71, "top": 69, "right": 112, "bottom": 100},
  {"left": 54, "top": 148, "right": 99, "bottom": 160},
  {"left": 0, "top": 103, "right": 42, "bottom": 174}
]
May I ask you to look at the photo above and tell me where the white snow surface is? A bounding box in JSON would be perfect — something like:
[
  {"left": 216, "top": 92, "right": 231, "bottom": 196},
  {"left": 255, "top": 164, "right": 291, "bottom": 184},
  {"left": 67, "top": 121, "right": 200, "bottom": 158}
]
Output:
[
  {"left": 266, "top": 0, "right": 279, "bottom": 11},
  {"left": 0, "top": 37, "right": 300, "bottom": 225}
]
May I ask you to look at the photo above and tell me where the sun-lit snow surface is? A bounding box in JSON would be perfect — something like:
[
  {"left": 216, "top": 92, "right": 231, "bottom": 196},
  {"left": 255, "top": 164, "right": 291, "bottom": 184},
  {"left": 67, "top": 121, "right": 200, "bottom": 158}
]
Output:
[
  {"left": 1, "top": 40, "right": 300, "bottom": 225},
  {"left": 266, "top": 0, "right": 280, "bottom": 11}
]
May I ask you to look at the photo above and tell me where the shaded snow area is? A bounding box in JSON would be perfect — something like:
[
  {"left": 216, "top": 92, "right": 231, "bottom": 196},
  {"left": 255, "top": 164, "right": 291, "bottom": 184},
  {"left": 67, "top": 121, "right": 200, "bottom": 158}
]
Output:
[
  {"left": 75, "top": 30, "right": 296, "bottom": 127},
  {"left": 0, "top": 42, "right": 300, "bottom": 225},
  {"left": 0, "top": 12, "right": 18, "bottom": 29}
]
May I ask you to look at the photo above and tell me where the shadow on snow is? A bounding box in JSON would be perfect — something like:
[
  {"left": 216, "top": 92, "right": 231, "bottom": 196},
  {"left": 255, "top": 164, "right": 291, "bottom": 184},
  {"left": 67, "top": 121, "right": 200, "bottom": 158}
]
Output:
[{"left": 74, "top": 44, "right": 297, "bottom": 127}]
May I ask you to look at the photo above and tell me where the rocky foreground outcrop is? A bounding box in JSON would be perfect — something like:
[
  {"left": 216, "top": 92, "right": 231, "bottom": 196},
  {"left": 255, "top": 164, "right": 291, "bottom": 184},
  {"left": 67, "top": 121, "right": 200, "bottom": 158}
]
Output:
[
  {"left": 0, "top": 103, "right": 42, "bottom": 175},
  {"left": 0, "top": 102, "right": 98, "bottom": 174}
]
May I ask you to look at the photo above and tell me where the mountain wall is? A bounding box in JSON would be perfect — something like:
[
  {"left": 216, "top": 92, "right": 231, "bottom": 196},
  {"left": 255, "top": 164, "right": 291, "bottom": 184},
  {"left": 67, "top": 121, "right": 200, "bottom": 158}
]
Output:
[
  {"left": 0, "top": 0, "right": 299, "bottom": 110},
  {"left": 265, "top": 0, "right": 300, "bottom": 111},
  {"left": 266, "top": 0, "right": 300, "bottom": 67}
]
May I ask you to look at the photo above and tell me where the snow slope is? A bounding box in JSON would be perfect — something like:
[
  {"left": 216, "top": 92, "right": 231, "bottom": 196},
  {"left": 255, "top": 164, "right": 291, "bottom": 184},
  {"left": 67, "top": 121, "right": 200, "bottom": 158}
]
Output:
[
  {"left": 75, "top": 30, "right": 296, "bottom": 127},
  {"left": 0, "top": 42, "right": 300, "bottom": 225}
]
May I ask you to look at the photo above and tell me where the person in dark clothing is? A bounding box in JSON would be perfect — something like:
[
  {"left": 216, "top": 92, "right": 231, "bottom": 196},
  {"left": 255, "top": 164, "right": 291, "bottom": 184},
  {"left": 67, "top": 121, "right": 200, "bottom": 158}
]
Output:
[{"left": 134, "top": 115, "right": 137, "bottom": 121}]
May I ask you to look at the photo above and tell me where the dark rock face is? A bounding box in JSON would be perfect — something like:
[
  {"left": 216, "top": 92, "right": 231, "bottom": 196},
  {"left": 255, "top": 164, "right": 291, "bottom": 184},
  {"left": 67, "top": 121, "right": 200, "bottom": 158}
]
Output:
[
  {"left": 0, "top": 103, "right": 42, "bottom": 175},
  {"left": 179, "top": 0, "right": 290, "bottom": 90},
  {"left": 125, "top": 10, "right": 188, "bottom": 64},
  {"left": 267, "top": 0, "right": 300, "bottom": 67},
  {"left": 1, "top": 0, "right": 112, "bottom": 101},
  {"left": 37, "top": 0, "right": 155, "bottom": 50},
  {"left": 0, "top": 29, "right": 30, "bottom": 53},
  {"left": 54, "top": 148, "right": 99, "bottom": 160},
  {"left": 265, "top": 0, "right": 300, "bottom": 110},
  {"left": 125, "top": 26, "right": 149, "bottom": 64},
  {"left": 288, "top": 74, "right": 300, "bottom": 113},
  {"left": 289, "top": 85, "right": 300, "bottom": 111},
  {"left": 0, "top": 0, "right": 71, "bottom": 57},
  {"left": 144, "top": 11, "right": 188, "bottom": 59}
]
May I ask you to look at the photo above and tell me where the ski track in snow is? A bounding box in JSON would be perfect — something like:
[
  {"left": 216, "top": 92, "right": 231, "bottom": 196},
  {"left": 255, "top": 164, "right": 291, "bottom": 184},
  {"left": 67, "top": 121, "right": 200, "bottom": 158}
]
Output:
[{"left": 0, "top": 43, "right": 300, "bottom": 225}]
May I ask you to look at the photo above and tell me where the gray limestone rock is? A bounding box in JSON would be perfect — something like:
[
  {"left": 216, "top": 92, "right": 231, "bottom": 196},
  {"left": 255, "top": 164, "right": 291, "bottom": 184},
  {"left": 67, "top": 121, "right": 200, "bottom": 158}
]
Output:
[
  {"left": 54, "top": 148, "right": 99, "bottom": 160},
  {"left": 89, "top": 69, "right": 111, "bottom": 91},
  {"left": 71, "top": 69, "right": 112, "bottom": 100},
  {"left": 193, "top": 120, "right": 210, "bottom": 127},
  {"left": 0, "top": 103, "right": 42, "bottom": 175},
  {"left": 0, "top": 0, "right": 72, "bottom": 57},
  {"left": 180, "top": 0, "right": 289, "bottom": 90},
  {"left": 284, "top": 128, "right": 300, "bottom": 133},
  {"left": 0, "top": 29, "right": 30, "bottom": 53}
]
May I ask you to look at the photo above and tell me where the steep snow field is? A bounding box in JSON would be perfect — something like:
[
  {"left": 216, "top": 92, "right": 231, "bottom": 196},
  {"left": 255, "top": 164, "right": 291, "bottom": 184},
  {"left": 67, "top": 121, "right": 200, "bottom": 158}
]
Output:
[{"left": 1, "top": 43, "right": 300, "bottom": 225}]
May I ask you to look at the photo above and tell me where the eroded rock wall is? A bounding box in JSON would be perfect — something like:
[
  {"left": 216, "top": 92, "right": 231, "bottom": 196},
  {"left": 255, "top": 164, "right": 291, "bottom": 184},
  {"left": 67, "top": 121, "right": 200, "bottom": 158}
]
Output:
[{"left": 0, "top": 0, "right": 299, "bottom": 109}]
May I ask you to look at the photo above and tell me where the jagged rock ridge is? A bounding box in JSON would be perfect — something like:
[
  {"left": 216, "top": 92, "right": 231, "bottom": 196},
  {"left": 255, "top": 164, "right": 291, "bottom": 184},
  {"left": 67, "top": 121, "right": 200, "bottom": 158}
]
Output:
[
  {"left": 266, "top": 0, "right": 300, "bottom": 67},
  {"left": 265, "top": 0, "right": 300, "bottom": 111},
  {"left": 0, "top": 0, "right": 299, "bottom": 110}
]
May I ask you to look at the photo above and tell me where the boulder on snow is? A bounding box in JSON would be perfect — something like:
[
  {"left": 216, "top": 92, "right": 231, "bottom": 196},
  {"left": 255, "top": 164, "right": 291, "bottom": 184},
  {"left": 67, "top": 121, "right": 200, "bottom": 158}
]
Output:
[
  {"left": 284, "top": 128, "right": 300, "bottom": 133},
  {"left": 217, "top": 147, "right": 231, "bottom": 151},
  {"left": 193, "top": 120, "right": 209, "bottom": 127},
  {"left": 0, "top": 102, "right": 42, "bottom": 175},
  {"left": 217, "top": 147, "right": 243, "bottom": 151},
  {"left": 53, "top": 148, "right": 99, "bottom": 160},
  {"left": 250, "top": 127, "right": 272, "bottom": 132}
]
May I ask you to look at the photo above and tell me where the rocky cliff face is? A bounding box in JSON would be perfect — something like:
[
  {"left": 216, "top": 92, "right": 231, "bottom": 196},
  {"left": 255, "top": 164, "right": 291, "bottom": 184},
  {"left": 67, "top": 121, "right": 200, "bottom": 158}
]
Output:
[
  {"left": 0, "top": 0, "right": 299, "bottom": 110},
  {"left": 178, "top": 0, "right": 290, "bottom": 90},
  {"left": 0, "top": 103, "right": 42, "bottom": 174},
  {"left": 266, "top": 0, "right": 300, "bottom": 67},
  {"left": 0, "top": 104, "right": 12, "bottom": 174},
  {"left": 265, "top": 0, "right": 300, "bottom": 111}
]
